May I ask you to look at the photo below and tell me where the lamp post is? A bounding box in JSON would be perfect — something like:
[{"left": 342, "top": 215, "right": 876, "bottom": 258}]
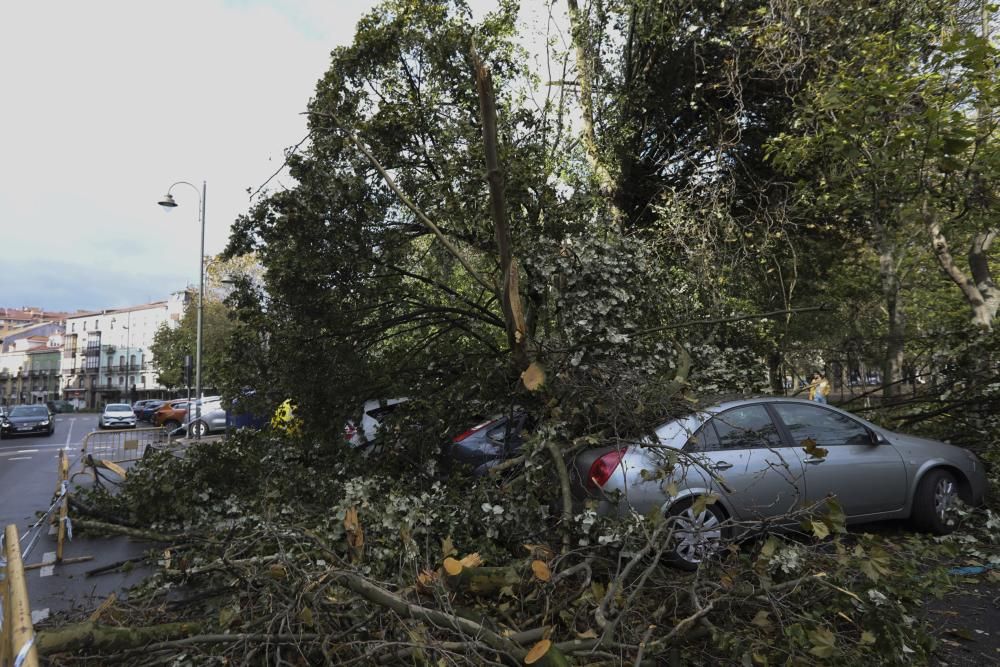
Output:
[{"left": 158, "top": 181, "right": 207, "bottom": 437}]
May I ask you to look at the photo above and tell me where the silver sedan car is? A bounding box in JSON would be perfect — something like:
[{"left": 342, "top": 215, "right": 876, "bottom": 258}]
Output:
[{"left": 574, "top": 397, "right": 987, "bottom": 569}]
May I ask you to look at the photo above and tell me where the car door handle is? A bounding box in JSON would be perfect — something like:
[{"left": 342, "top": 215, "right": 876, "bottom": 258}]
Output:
[
  {"left": 804, "top": 458, "right": 825, "bottom": 464},
  {"left": 712, "top": 461, "right": 733, "bottom": 471}
]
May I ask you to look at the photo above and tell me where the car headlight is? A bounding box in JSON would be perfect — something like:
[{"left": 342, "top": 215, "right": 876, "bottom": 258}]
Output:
[{"left": 40, "top": 419, "right": 50, "bottom": 426}]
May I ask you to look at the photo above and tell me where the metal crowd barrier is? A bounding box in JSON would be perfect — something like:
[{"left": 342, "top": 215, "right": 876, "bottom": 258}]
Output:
[
  {"left": 77, "top": 427, "right": 169, "bottom": 480},
  {"left": 1, "top": 525, "right": 39, "bottom": 667}
]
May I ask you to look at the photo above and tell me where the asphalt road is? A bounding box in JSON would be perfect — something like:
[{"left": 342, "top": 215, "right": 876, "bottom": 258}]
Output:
[{"left": 1, "top": 413, "right": 153, "bottom": 625}]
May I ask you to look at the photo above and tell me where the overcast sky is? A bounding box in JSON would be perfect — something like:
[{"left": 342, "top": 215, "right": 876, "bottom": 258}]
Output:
[{"left": 0, "top": 0, "right": 520, "bottom": 312}]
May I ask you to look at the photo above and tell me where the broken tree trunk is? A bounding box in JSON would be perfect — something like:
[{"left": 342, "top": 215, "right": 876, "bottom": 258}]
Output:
[{"left": 35, "top": 621, "right": 201, "bottom": 655}]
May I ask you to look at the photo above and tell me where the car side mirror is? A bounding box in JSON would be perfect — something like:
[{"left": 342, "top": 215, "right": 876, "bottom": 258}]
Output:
[{"left": 869, "top": 430, "right": 886, "bottom": 446}]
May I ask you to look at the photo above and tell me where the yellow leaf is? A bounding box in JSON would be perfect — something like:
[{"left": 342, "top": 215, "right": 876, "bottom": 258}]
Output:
[
  {"left": 860, "top": 630, "right": 876, "bottom": 645},
  {"left": 531, "top": 560, "right": 552, "bottom": 582},
  {"left": 416, "top": 569, "right": 439, "bottom": 590},
  {"left": 801, "top": 437, "right": 829, "bottom": 459},
  {"left": 751, "top": 610, "right": 772, "bottom": 629},
  {"left": 524, "top": 639, "right": 552, "bottom": 664},
  {"left": 521, "top": 362, "right": 545, "bottom": 391},
  {"left": 443, "top": 557, "right": 463, "bottom": 576},
  {"left": 269, "top": 564, "right": 287, "bottom": 580},
  {"left": 691, "top": 494, "right": 719, "bottom": 516},
  {"left": 811, "top": 520, "right": 831, "bottom": 540},
  {"left": 298, "top": 606, "right": 314, "bottom": 627},
  {"left": 576, "top": 629, "right": 598, "bottom": 639}
]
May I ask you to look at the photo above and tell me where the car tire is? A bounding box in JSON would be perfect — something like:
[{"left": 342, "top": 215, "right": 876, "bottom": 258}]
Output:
[
  {"left": 191, "top": 421, "right": 208, "bottom": 437},
  {"left": 665, "top": 497, "right": 730, "bottom": 571},
  {"left": 911, "top": 468, "right": 960, "bottom": 535},
  {"left": 164, "top": 420, "right": 181, "bottom": 432}
]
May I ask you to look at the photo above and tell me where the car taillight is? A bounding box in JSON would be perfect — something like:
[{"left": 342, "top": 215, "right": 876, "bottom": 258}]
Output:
[
  {"left": 588, "top": 448, "right": 627, "bottom": 488},
  {"left": 452, "top": 418, "right": 499, "bottom": 443},
  {"left": 343, "top": 424, "right": 357, "bottom": 441}
]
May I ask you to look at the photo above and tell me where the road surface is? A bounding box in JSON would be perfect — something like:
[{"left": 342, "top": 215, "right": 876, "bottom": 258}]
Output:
[{"left": 1, "top": 413, "right": 153, "bottom": 624}]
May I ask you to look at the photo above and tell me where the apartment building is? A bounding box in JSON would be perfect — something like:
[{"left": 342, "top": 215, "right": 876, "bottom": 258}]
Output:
[{"left": 61, "top": 292, "right": 189, "bottom": 409}]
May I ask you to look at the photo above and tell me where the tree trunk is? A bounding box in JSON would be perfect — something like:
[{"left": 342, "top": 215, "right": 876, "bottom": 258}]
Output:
[
  {"left": 36, "top": 621, "right": 201, "bottom": 655},
  {"left": 768, "top": 349, "right": 785, "bottom": 395},
  {"left": 877, "top": 240, "right": 905, "bottom": 400},
  {"left": 566, "top": 0, "right": 623, "bottom": 226},
  {"left": 926, "top": 199, "right": 997, "bottom": 331}
]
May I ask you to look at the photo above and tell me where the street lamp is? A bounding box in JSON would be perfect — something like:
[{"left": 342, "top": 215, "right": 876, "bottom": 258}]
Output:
[{"left": 158, "top": 180, "right": 207, "bottom": 436}]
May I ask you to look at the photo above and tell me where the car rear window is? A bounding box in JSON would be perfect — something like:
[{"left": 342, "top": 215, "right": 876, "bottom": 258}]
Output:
[{"left": 107, "top": 404, "right": 131, "bottom": 411}]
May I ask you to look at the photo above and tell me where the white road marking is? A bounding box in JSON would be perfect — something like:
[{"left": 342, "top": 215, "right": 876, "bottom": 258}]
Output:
[
  {"left": 31, "top": 608, "right": 49, "bottom": 624},
  {"left": 40, "top": 551, "right": 56, "bottom": 578},
  {"left": 15, "top": 449, "right": 39, "bottom": 454},
  {"left": 6, "top": 456, "right": 32, "bottom": 461}
]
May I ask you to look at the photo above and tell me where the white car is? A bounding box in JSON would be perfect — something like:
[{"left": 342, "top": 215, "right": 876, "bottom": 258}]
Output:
[
  {"left": 99, "top": 403, "right": 137, "bottom": 429},
  {"left": 344, "top": 398, "right": 409, "bottom": 448}
]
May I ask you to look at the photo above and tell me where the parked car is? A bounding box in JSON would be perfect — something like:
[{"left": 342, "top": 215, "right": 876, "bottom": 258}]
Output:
[
  {"left": 152, "top": 399, "right": 191, "bottom": 429},
  {"left": 572, "top": 397, "right": 987, "bottom": 569},
  {"left": 344, "top": 398, "right": 409, "bottom": 448},
  {"left": 154, "top": 397, "right": 221, "bottom": 433},
  {"left": 0, "top": 404, "right": 54, "bottom": 439},
  {"left": 99, "top": 403, "right": 137, "bottom": 429},
  {"left": 132, "top": 399, "right": 159, "bottom": 419},
  {"left": 448, "top": 410, "right": 533, "bottom": 475},
  {"left": 182, "top": 398, "right": 226, "bottom": 437},
  {"left": 139, "top": 400, "right": 165, "bottom": 422},
  {"left": 46, "top": 400, "right": 76, "bottom": 413}
]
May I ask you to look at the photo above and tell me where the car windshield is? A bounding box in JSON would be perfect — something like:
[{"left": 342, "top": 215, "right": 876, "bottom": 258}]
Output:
[
  {"left": 106, "top": 404, "right": 131, "bottom": 412},
  {"left": 10, "top": 406, "right": 48, "bottom": 418}
]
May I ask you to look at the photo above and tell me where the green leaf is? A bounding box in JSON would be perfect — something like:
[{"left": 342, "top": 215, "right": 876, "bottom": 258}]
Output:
[{"left": 811, "top": 520, "right": 831, "bottom": 540}]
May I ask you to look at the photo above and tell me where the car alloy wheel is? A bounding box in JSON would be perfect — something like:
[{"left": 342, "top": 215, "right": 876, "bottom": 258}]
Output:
[
  {"left": 667, "top": 499, "right": 727, "bottom": 570},
  {"left": 934, "top": 476, "right": 957, "bottom": 522},
  {"left": 912, "top": 468, "right": 960, "bottom": 535},
  {"left": 192, "top": 421, "right": 207, "bottom": 437}
]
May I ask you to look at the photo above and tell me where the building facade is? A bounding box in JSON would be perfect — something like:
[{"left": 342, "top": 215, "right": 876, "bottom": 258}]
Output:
[
  {"left": 61, "top": 292, "right": 189, "bottom": 409},
  {"left": 0, "top": 326, "right": 65, "bottom": 406}
]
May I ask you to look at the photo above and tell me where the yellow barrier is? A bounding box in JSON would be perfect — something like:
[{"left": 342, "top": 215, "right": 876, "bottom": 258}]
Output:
[
  {"left": 55, "top": 451, "right": 69, "bottom": 563},
  {"left": 1, "top": 524, "right": 40, "bottom": 667},
  {"left": 77, "top": 427, "right": 168, "bottom": 480}
]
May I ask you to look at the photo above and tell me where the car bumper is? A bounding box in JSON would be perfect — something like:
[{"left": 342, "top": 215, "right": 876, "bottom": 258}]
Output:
[
  {"left": 102, "top": 419, "right": 136, "bottom": 428},
  {"left": 1, "top": 423, "right": 51, "bottom": 436}
]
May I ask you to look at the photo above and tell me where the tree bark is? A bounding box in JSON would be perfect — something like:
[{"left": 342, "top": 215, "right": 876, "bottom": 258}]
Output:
[
  {"left": 472, "top": 46, "right": 530, "bottom": 372},
  {"left": 566, "top": 0, "right": 623, "bottom": 226},
  {"left": 35, "top": 621, "right": 201, "bottom": 655},
  {"left": 877, "top": 234, "right": 905, "bottom": 400},
  {"left": 926, "top": 200, "right": 997, "bottom": 330}
]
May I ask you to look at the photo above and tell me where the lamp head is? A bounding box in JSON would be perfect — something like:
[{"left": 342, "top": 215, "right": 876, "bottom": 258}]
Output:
[{"left": 157, "top": 193, "right": 178, "bottom": 209}]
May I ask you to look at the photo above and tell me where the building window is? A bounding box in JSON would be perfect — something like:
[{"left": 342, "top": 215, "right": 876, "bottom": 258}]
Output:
[
  {"left": 129, "top": 354, "right": 136, "bottom": 368},
  {"left": 71, "top": 323, "right": 75, "bottom": 332},
  {"left": 78, "top": 378, "right": 84, "bottom": 388},
  {"left": 141, "top": 375, "right": 146, "bottom": 385},
  {"left": 119, "top": 355, "right": 125, "bottom": 370},
  {"left": 83, "top": 321, "right": 87, "bottom": 331},
  {"left": 119, "top": 376, "right": 124, "bottom": 386},
  {"left": 106, "top": 377, "right": 112, "bottom": 387}
]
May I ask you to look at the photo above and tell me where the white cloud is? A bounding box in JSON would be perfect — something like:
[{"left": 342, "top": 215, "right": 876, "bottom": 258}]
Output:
[{"left": 0, "top": 0, "right": 533, "bottom": 310}]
